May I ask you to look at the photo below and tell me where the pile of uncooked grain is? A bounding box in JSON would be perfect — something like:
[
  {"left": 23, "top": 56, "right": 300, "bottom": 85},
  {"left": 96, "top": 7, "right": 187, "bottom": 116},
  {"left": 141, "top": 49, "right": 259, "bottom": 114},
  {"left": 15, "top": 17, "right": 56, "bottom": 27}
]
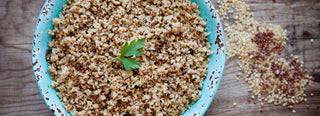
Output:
[
  {"left": 217, "top": 0, "right": 314, "bottom": 112},
  {"left": 47, "top": 0, "right": 211, "bottom": 115}
]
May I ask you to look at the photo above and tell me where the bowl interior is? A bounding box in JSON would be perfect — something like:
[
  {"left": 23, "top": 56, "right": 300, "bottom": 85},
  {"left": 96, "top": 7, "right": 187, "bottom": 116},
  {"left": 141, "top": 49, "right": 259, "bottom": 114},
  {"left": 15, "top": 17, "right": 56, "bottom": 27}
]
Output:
[{"left": 31, "top": 0, "right": 225, "bottom": 115}]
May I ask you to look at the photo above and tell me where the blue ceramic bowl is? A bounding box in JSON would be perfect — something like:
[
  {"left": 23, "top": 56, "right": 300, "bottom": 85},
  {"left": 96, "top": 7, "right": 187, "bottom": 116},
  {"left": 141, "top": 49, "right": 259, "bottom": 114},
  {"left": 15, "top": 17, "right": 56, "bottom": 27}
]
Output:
[{"left": 32, "top": 0, "right": 225, "bottom": 115}]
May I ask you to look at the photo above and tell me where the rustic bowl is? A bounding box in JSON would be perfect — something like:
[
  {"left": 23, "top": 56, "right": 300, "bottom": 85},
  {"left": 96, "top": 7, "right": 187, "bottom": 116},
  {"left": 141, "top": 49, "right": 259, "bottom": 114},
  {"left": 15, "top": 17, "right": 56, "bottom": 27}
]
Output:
[{"left": 31, "top": 0, "right": 225, "bottom": 115}]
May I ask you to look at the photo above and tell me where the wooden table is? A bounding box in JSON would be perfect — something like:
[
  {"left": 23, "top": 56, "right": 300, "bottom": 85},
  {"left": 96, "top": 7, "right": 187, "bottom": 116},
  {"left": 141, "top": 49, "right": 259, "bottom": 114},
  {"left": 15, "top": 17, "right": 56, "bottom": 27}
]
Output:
[{"left": 0, "top": 0, "right": 319, "bottom": 115}]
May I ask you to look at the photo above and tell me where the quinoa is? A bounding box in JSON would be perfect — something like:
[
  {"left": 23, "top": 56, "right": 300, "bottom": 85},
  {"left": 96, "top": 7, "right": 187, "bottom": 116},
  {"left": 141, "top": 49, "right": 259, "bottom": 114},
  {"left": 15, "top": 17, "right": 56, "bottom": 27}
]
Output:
[
  {"left": 216, "top": 0, "right": 314, "bottom": 111},
  {"left": 47, "top": 0, "right": 211, "bottom": 115}
]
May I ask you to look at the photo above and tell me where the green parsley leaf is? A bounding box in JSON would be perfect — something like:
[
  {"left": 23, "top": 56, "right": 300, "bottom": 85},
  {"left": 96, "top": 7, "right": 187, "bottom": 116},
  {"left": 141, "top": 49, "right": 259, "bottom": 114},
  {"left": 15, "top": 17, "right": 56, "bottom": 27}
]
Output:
[
  {"left": 120, "top": 37, "right": 146, "bottom": 57},
  {"left": 107, "top": 37, "right": 146, "bottom": 71},
  {"left": 119, "top": 58, "right": 141, "bottom": 71}
]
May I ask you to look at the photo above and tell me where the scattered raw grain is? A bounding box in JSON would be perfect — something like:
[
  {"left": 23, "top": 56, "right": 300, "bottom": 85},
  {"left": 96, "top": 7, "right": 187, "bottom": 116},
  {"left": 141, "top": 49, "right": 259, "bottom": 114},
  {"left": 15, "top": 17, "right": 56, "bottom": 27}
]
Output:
[{"left": 216, "top": 0, "right": 314, "bottom": 111}]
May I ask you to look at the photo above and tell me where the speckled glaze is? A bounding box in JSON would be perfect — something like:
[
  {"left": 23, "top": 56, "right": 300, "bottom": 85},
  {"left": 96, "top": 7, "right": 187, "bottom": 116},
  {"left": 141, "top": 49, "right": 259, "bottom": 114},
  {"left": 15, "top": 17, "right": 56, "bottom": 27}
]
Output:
[{"left": 31, "top": 0, "right": 225, "bottom": 116}]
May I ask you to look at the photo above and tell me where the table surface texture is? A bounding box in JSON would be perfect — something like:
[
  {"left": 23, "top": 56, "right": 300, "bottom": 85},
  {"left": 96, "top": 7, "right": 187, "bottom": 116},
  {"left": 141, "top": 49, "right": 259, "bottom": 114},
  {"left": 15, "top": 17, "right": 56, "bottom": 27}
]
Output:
[{"left": 0, "top": 0, "right": 319, "bottom": 115}]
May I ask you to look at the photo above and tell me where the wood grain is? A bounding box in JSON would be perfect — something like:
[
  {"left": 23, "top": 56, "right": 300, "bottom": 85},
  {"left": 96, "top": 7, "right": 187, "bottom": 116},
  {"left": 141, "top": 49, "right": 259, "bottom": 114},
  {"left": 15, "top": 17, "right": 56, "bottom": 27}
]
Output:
[
  {"left": 0, "top": 0, "right": 319, "bottom": 116},
  {"left": 0, "top": 0, "right": 51, "bottom": 116}
]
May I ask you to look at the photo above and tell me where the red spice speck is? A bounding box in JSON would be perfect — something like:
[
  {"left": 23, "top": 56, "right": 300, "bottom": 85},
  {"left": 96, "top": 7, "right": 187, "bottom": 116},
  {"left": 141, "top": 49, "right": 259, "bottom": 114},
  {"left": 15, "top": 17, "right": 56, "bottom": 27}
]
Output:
[
  {"left": 311, "top": 68, "right": 315, "bottom": 73},
  {"left": 290, "top": 42, "right": 294, "bottom": 46},
  {"left": 311, "top": 78, "right": 315, "bottom": 81},
  {"left": 306, "top": 105, "right": 310, "bottom": 109}
]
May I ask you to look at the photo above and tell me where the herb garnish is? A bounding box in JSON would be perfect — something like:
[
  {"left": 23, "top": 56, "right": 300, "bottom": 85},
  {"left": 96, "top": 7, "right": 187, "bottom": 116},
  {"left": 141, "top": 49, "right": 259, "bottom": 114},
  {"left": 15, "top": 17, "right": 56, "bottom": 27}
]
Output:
[{"left": 107, "top": 37, "right": 146, "bottom": 71}]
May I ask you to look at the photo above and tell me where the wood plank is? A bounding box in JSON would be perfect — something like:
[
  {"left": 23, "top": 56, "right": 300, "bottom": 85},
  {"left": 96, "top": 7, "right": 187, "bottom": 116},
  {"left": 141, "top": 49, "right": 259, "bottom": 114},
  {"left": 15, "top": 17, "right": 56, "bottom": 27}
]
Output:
[{"left": 0, "top": 0, "right": 51, "bottom": 115}]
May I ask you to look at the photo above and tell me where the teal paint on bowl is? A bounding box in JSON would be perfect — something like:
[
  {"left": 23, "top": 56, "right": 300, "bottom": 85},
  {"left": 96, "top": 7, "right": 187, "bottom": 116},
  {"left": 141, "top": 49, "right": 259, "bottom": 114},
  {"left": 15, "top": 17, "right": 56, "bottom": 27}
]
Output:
[{"left": 32, "top": 0, "right": 225, "bottom": 115}]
